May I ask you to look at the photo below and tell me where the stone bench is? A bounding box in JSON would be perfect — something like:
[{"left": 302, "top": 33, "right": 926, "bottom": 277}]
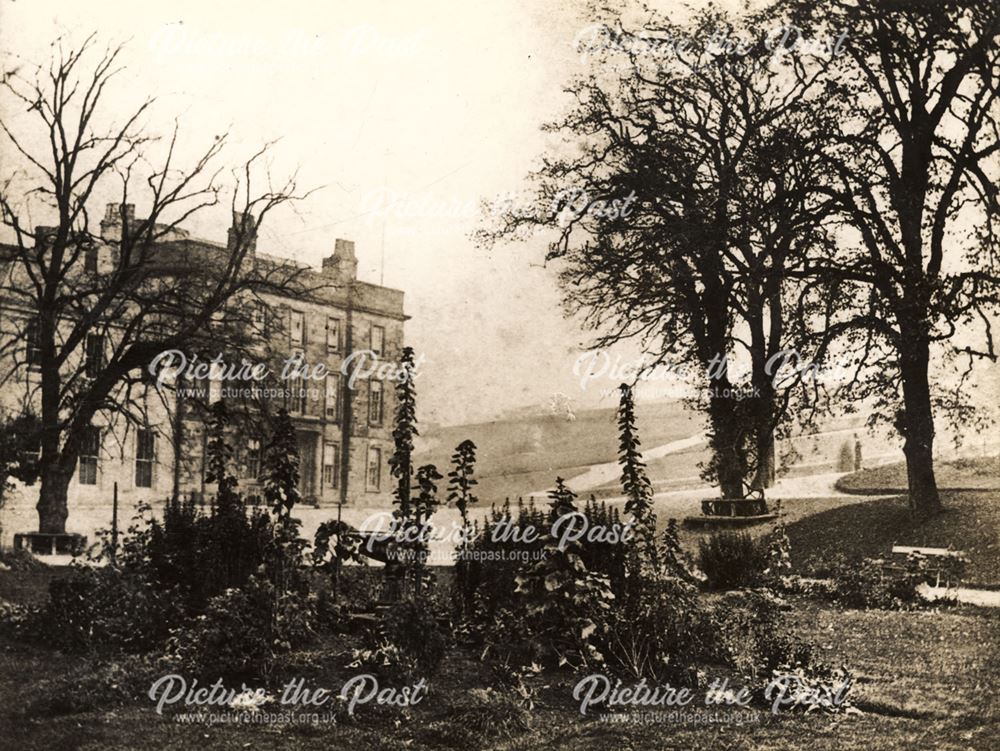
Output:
[
  {"left": 700, "top": 497, "right": 769, "bottom": 517},
  {"left": 13, "top": 532, "right": 87, "bottom": 557}
]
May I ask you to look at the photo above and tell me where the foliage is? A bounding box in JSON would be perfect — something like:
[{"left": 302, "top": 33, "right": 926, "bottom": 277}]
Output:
[
  {"left": 764, "top": 666, "right": 856, "bottom": 715},
  {"left": 447, "top": 439, "right": 479, "bottom": 530},
  {"left": 697, "top": 531, "right": 767, "bottom": 590},
  {"left": 661, "top": 518, "right": 699, "bottom": 585},
  {"left": 0, "top": 411, "right": 41, "bottom": 490},
  {"left": 452, "top": 688, "right": 532, "bottom": 738},
  {"left": 814, "top": 556, "right": 937, "bottom": 610},
  {"left": 708, "top": 590, "right": 814, "bottom": 684},
  {"left": 763, "top": 510, "right": 792, "bottom": 579},
  {"left": 149, "top": 494, "right": 274, "bottom": 613},
  {"left": 458, "top": 495, "right": 627, "bottom": 632},
  {"left": 448, "top": 439, "right": 478, "bottom": 618},
  {"left": 598, "top": 576, "right": 707, "bottom": 684},
  {"left": 410, "top": 463, "right": 443, "bottom": 594},
  {"left": 382, "top": 600, "right": 449, "bottom": 676},
  {"left": 350, "top": 601, "right": 449, "bottom": 682},
  {"left": 262, "top": 408, "right": 301, "bottom": 519},
  {"left": 507, "top": 479, "right": 616, "bottom": 669},
  {"left": 616, "top": 384, "right": 658, "bottom": 579},
  {"left": 312, "top": 520, "right": 367, "bottom": 578},
  {"left": 385, "top": 347, "right": 439, "bottom": 600},
  {"left": 389, "top": 347, "right": 419, "bottom": 518},
  {"left": 167, "top": 575, "right": 315, "bottom": 679},
  {"left": 38, "top": 563, "right": 182, "bottom": 653},
  {"left": 24, "top": 415, "right": 311, "bottom": 657}
]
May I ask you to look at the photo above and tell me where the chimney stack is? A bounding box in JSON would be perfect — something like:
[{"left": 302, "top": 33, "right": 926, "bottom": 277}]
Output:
[
  {"left": 322, "top": 238, "right": 358, "bottom": 280},
  {"left": 100, "top": 202, "right": 135, "bottom": 241},
  {"left": 227, "top": 211, "right": 257, "bottom": 254}
]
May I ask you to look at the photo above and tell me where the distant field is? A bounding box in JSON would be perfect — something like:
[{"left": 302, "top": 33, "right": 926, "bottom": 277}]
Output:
[{"left": 417, "top": 400, "right": 703, "bottom": 503}]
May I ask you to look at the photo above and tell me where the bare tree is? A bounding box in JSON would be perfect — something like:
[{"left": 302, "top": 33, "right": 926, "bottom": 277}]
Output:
[{"left": 0, "top": 35, "right": 318, "bottom": 534}]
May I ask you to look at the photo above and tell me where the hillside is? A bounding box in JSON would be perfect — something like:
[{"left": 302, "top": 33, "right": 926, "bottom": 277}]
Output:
[{"left": 415, "top": 399, "right": 703, "bottom": 504}]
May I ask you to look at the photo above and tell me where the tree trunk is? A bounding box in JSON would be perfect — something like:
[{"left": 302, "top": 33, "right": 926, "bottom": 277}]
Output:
[
  {"left": 708, "top": 387, "right": 746, "bottom": 499},
  {"left": 753, "top": 428, "right": 776, "bottom": 490},
  {"left": 37, "top": 463, "right": 72, "bottom": 534},
  {"left": 899, "top": 335, "right": 942, "bottom": 516}
]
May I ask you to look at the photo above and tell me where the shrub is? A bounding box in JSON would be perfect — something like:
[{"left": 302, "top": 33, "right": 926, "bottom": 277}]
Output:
[
  {"left": 503, "top": 480, "right": 616, "bottom": 669},
  {"left": 459, "top": 495, "right": 627, "bottom": 629},
  {"left": 598, "top": 576, "right": 708, "bottom": 684},
  {"left": 23, "top": 407, "right": 317, "bottom": 660},
  {"left": 144, "top": 495, "right": 275, "bottom": 613},
  {"left": 820, "top": 556, "right": 932, "bottom": 610},
  {"left": 40, "top": 564, "right": 181, "bottom": 653},
  {"left": 0, "top": 597, "right": 34, "bottom": 640},
  {"left": 166, "top": 575, "right": 316, "bottom": 679},
  {"left": 708, "top": 590, "right": 813, "bottom": 683},
  {"left": 698, "top": 531, "right": 767, "bottom": 590},
  {"left": 348, "top": 634, "right": 419, "bottom": 685},
  {"left": 351, "top": 601, "right": 449, "bottom": 681}
]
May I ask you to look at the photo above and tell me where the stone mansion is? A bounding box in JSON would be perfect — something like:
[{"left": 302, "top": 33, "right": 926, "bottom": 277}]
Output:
[{"left": 0, "top": 205, "right": 407, "bottom": 517}]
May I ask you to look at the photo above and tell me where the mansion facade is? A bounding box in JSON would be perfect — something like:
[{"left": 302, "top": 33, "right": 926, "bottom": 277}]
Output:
[{"left": 0, "top": 205, "right": 407, "bottom": 515}]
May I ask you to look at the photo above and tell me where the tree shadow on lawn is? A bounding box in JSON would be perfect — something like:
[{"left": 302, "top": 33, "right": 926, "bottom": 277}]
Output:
[{"left": 785, "top": 491, "right": 1000, "bottom": 586}]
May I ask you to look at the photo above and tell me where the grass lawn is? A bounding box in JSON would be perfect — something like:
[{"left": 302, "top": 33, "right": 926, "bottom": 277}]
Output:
[
  {"left": 3, "top": 457, "right": 999, "bottom": 749},
  {"left": 1, "top": 599, "right": 997, "bottom": 751},
  {"left": 784, "top": 492, "right": 1000, "bottom": 586}
]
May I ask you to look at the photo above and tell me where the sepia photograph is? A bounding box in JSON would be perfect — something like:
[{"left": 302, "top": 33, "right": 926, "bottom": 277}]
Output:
[{"left": 0, "top": 0, "right": 998, "bottom": 749}]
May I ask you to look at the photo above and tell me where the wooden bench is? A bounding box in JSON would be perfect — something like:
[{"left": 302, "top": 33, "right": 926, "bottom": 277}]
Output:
[{"left": 889, "top": 545, "right": 966, "bottom": 588}]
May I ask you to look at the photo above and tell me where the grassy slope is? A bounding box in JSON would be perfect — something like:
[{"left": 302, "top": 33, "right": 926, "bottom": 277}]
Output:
[
  {"left": 783, "top": 490, "right": 1000, "bottom": 586},
  {"left": 837, "top": 455, "right": 1000, "bottom": 493}
]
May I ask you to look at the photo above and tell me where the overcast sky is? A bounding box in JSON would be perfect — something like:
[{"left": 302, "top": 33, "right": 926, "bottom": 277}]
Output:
[
  {"left": 2, "top": 0, "right": 698, "bottom": 425},
  {"left": 4, "top": 0, "right": 996, "bottom": 428}
]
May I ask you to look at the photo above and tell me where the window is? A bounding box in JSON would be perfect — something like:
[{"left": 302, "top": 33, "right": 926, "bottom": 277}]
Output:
[
  {"left": 244, "top": 438, "right": 261, "bottom": 481},
  {"left": 368, "top": 380, "right": 383, "bottom": 426},
  {"left": 26, "top": 318, "right": 41, "bottom": 369},
  {"left": 251, "top": 302, "right": 268, "bottom": 337},
  {"left": 325, "top": 374, "right": 340, "bottom": 420},
  {"left": 20, "top": 428, "right": 40, "bottom": 481},
  {"left": 323, "top": 441, "right": 340, "bottom": 489},
  {"left": 288, "top": 376, "right": 307, "bottom": 415},
  {"left": 79, "top": 426, "right": 100, "bottom": 485},
  {"left": 135, "top": 429, "right": 155, "bottom": 488},
  {"left": 327, "top": 317, "right": 341, "bottom": 353},
  {"left": 84, "top": 247, "right": 99, "bottom": 273},
  {"left": 84, "top": 334, "right": 104, "bottom": 378},
  {"left": 191, "top": 375, "right": 210, "bottom": 404},
  {"left": 289, "top": 310, "right": 305, "bottom": 346},
  {"left": 367, "top": 446, "right": 382, "bottom": 491},
  {"left": 370, "top": 325, "right": 385, "bottom": 357}
]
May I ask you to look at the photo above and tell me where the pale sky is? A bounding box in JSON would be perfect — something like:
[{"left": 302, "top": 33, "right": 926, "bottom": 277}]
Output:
[
  {"left": 2, "top": 0, "right": 685, "bottom": 425},
  {"left": 3, "top": 0, "right": 996, "bottom": 428}
]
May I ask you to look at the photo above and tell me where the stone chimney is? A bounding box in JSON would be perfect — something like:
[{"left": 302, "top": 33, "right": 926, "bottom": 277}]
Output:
[
  {"left": 100, "top": 202, "right": 135, "bottom": 242},
  {"left": 227, "top": 211, "right": 258, "bottom": 253},
  {"left": 322, "top": 238, "right": 358, "bottom": 280}
]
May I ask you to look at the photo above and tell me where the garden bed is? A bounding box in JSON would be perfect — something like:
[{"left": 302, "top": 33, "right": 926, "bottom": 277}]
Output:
[{"left": 1, "top": 599, "right": 997, "bottom": 750}]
